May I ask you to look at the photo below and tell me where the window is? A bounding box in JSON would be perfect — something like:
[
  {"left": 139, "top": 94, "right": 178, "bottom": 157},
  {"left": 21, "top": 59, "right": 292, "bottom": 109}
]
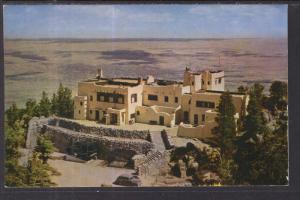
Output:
[
  {"left": 97, "top": 92, "right": 124, "bottom": 104},
  {"left": 148, "top": 94, "right": 158, "bottom": 101},
  {"left": 208, "top": 81, "right": 210, "bottom": 85},
  {"left": 118, "top": 97, "right": 124, "bottom": 104},
  {"left": 100, "top": 96, "right": 104, "bottom": 101},
  {"left": 131, "top": 94, "right": 137, "bottom": 103},
  {"left": 137, "top": 111, "right": 140, "bottom": 115},
  {"left": 194, "top": 114, "right": 198, "bottom": 125},
  {"left": 196, "top": 101, "right": 205, "bottom": 107},
  {"left": 130, "top": 113, "right": 135, "bottom": 118},
  {"left": 80, "top": 101, "right": 83, "bottom": 106},
  {"left": 79, "top": 110, "right": 81, "bottom": 114},
  {"left": 202, "top": 79, "right": 204, "bottom": 85},
  {"left": 90, "top": 95, "right": 93, "bottom": 101},
  {"left": 164, "top": 96, "right": 169, "bottom": 102},
  {"left": 219, "top": 78, "right": 222, "bottom": 84},
  {"left": 97, "top": 92, "right": 104, "bottom": 101},
  {"left": 104, "top": 95, "right": 109, "bottom": 102},
  {"left": 175, "top": 97, "right": 178, "bottom": 103},
  {"left": 188, "top": 99, "right": 191, "bottom": 104},
  {"left": 202, "top": 114, "right": 205, "bottom": 122},
  {"left": 208, "top": 102, "right": 215, "bottom": 108},
  {"left": 90, "top": 110, "right": 93, "bottom": 114},
  {"left": 196, "top": 101, "right": 215, "bottom": 108}
]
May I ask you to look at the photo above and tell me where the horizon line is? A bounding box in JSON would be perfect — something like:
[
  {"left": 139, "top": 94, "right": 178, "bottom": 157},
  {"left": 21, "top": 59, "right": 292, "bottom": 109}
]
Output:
[{"left": 4, "top": 36, "right": 287, "bottom": 40}]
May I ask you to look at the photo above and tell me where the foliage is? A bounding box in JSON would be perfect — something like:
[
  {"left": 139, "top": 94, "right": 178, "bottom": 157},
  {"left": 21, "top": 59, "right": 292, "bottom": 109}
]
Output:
[
  {"left": 39, "top": 91, "right": 52, "bottom": 117},
  {"left": 237, "top": 85, "right": 248, "bottom": 93},
  {"left": 4, "top": 121, "right": 27, "bottom": 187},
  {"left": 3, "top": 84, "right": 74, "bottom": 187},
  {"left": 234, "top": 82, "right": 288, "bottom": 185},
  {"left": 25, "top": 152, "right": 57, "bottom": 187},
  {"left": 5, "top": 103, "right": 21, "bottom": 128},
  {"left": 213, "top": 91, "right": 236, "bottom": 158},
  {"left": 35, "top": 135, "right": 57, "bottom": 163},
  {"left": 264, "top": 81, "right": 288, "bottom": 112},
  {"left": 51, "top": 83, "right": 74, "bottom": 118},
  {"left": 212, "top": 91, "right": 238, "bottom": 184}
]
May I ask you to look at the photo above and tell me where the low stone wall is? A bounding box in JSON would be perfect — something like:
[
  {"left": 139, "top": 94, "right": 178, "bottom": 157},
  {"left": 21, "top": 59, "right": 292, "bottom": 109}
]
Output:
[
  {"left": 161, "top": 130, "right": 174, "bottom": 150},
  {"left": 53, "top": 118, "right": 150, "bottom": 140},
  {"left": 26, "top": 117, "right": 155, "bottom": 162},
  {"left": 44, "top": 125, "right": 154, "bottom": 156},
  {"left": 26, "top": 117, "right": 55, "bottom": 149}
]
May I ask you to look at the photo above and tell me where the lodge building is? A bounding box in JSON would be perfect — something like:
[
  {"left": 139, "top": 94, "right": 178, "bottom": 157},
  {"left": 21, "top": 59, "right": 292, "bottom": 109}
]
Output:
[{"left": 74, "top": 67, "right": 248, "bottom": 138}]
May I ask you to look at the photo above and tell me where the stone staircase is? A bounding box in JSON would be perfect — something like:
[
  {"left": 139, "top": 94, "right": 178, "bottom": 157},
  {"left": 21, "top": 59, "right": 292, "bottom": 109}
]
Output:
[
  {"left": 136, "top": 150, "right": 167, "bottom": 176},
  {"left": 150, "top": 131, "right": 166, "bottom": 151}
]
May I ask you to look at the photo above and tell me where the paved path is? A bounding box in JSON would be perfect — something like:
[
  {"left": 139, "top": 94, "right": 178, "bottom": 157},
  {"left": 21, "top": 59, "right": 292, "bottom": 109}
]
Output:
[{"left": 150, "top": 131, "right": 166, "bottom": 151}]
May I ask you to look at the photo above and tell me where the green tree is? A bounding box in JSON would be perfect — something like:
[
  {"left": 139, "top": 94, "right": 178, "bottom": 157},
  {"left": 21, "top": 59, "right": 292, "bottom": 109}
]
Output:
[
  {"left": 5, "top": 103, "right": 21, "bottom": 128},
  {"left": 25, "top": 152, "right": 57, "bottom": 187},
  {"left": 237, "top": 85, "right": 248, "bottom": 93},
  {"left": 213, "top": 91, "right": 237, "bottom": 157},
  {"left": 213, "top": 91, "right": 237, "bottom": 184},
  {"left": 52, "top": 83, "right": 74, "bottom": 118},
  {"left": 35, "top": 135, "right": 57, "bottom": 163},
  {"left": 22, "top": 99, "right": 40, "bottom": 130},
  {"left": 4, "top": 121, "right": 27, "bottom": 187},
  {"left": 269, "top": 81, "right": 288, "bottom": 111},
  {"left": 39, "top": 91, "right": 52, "bottom": 117},
  {"left": 270, "top": 81, "right": 287, "bottom": 101},
  {"left": 252, "top": 83, "right": 265, "bottom": 103},
  {"left": 234, "top": 84, "right": 271, "bottom": 184}
]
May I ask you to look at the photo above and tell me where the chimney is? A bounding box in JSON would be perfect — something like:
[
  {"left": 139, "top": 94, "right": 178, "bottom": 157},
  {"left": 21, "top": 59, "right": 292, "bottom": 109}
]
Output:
[
  {"left": 138, "top": 77, "right": 143, "bottom": 85},
  {"left": 96, "top": 68, "right": 103, "bottom": 80}
]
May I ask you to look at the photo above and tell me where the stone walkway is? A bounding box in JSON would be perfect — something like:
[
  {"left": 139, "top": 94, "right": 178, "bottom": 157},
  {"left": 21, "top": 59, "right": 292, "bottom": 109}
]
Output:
[{"left": 150, "top": 131, "right": 166, "bottom": 151}]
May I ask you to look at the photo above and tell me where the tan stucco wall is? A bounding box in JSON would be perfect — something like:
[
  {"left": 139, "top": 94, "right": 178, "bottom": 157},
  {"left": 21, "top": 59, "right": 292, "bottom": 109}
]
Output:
[
  {"left": 177, "top": 121, "right": 217, "bottom": 139},
  {"left": 210, "top": 71, "right": 225, "bottom": 91},
  {"left": 74, "top": 96, "right": 87, "bottom": 120},
  {"left": 181, "top": 92, "right": 246, "bottom": 126},
  {"left": 135, "top": 105, "right": 177, "bottom": 127},
  {"left": 142, "top": 84, "right": 189, "bottom": 108},
  {"left": 76, "top": 82, "right": 143, "bottom": 124}
]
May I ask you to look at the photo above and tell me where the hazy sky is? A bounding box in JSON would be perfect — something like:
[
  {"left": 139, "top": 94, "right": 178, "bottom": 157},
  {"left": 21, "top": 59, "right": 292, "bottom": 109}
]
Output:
[{"left": 3, "top": 4, "right": 287, "bottom": 38}]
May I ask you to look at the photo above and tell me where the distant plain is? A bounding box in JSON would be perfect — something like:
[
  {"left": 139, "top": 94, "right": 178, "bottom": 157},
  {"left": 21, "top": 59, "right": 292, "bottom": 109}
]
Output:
[{"left": 4, "top": 38, "right": 288, "bottom": 108}]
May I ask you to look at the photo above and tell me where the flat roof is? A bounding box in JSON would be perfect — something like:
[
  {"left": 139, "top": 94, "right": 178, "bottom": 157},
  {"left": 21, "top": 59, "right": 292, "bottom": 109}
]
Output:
[
  {"left": 81, "top": 77, "right": 141, "bottom": 87},
  {"left": 184, "top": 90, "right": 246, "bottom": 96},
  {"left": 190, "top": 70, "right": 224, "bottom": 75}
]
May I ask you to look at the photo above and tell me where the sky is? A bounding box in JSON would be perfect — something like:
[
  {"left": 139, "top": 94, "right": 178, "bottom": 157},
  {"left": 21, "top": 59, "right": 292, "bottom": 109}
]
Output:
[{"left": 3, "top": 4, "right": 287, "bottom": 39}]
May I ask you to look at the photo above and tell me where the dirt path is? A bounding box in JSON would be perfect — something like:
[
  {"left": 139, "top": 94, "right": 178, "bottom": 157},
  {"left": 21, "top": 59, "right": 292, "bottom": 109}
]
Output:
[{"left": 48, "top": 159, "right": 134, "bottom": 187}]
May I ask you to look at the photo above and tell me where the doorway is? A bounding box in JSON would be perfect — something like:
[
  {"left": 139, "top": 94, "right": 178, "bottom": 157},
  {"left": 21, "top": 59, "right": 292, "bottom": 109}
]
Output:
[
  {"left": 183, "top": 111, "right": 189, "bottom": 123},
  {"left": 95, "top": 110, "right": 100, "bottom": 121},
  {"left": 110, "top": 113, "right": 118, "bottom": 125},
  {"left": 159, "top": 116, "right": 164, "bottom": 125}
]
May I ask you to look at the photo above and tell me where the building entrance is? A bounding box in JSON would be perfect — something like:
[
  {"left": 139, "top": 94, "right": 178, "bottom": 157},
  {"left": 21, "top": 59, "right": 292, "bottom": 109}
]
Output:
[
  {"left": 110, "top": 113, "right": 118, "bottom": 125},
  {"left": 95, "top": 110, "right": 100, "bottom": 121},
  {"left": 159, "top": 116, "right": 164, "bottom": 125}
]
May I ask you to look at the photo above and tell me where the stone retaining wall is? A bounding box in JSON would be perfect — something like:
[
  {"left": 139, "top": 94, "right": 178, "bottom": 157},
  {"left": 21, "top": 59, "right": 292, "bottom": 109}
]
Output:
[
  {"left": 26, "top": 117, "right": 55, "bottom": 149},
  {"left": 136, "top": 150, "right": 170, "bottom": 177},
  {"left": 26, "top": 117, "right": 154, "bottom": 162},
  {"left": 44, "top": 125, "right": 154, "bottom": 156},
  {"left": 53, "top": 118, "right": 150, "bottom": 140}
]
